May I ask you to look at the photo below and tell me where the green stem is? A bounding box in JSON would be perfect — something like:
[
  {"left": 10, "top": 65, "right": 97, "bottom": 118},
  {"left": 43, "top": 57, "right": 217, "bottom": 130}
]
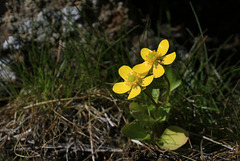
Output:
[
  {"left": 163, "top": 74, "right": 170, "bottom": 103},
  {"left": 143, "top": 90, "right": 158, "bottom": 107}
]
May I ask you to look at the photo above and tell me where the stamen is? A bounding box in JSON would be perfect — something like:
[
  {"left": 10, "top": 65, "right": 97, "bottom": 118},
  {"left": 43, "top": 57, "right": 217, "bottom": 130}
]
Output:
[{"left": 128, "top": 74, "right": 136, "bottom": 82}]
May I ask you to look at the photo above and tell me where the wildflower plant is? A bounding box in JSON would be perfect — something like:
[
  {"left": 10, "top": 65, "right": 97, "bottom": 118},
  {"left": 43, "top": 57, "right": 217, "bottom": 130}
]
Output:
[{"left": 113, "top": 39, "right": 189, "bottom": 151}]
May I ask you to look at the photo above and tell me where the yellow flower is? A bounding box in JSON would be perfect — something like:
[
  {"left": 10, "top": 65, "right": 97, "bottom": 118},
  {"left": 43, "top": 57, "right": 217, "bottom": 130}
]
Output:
[
  {"left": 133, "top": 39, "right": 176, "bottom": 78},
  {"left": 113, "top": 65, "right": 154, "bottom": 99}
]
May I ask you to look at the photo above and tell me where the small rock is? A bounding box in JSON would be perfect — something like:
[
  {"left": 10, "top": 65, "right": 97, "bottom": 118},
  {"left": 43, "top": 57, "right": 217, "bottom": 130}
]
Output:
[{"left": 3, "top": 36, "right": 22, "bottom": 50}]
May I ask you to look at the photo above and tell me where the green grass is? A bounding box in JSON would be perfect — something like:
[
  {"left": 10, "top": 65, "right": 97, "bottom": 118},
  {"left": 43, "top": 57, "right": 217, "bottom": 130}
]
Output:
[
  {"left": 0, "top": 4, "right": 240, "bottom": 160},
  {"left": 3, "top": 24, "right": 138, "bottom": 104}
]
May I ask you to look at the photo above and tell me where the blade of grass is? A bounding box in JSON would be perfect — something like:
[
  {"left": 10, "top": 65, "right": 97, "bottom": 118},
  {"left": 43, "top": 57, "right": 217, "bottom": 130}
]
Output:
[{"left": 190, "top": 2, "right": 209, "bottom": 75}]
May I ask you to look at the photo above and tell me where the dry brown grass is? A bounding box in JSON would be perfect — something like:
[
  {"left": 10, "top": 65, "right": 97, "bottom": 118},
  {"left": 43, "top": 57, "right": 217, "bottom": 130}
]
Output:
[{"left": 0, "top": 89, "right": 128, "bottom": 160}]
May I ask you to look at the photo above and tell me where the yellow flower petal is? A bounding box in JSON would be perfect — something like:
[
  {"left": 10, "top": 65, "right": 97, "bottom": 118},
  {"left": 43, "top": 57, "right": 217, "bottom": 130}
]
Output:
[
  {"left": 119, "top": 65, "right": 132, "bottom": 80},
  {"left": 141, "top": 48, "right": 151, "bottom": 61},
  {"left": 141, "top": 75, "right": 154, "bottom": 87},
  {"left": 128, "top": 85, "right": 141, "bottom": 99},
  {"left": 157, "top": 39, "right": 169, "bottom": 57},
  {"left": 112, "top": 82, "right": 131, "bottom": 94},
  {"left": 162, "top": 52, "right": 176, "bottom": 65},
  {"left": 132, "top": 62, "right": 152, "bottom": 76},
  {"left": 153, "top": 63, "right": 165, "bottom": 78}
]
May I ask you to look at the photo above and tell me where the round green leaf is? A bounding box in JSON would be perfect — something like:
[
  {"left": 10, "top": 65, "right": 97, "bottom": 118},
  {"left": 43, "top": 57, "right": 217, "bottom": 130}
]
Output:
[
  {"left": 121, "top": 121, "right": 151, "bottom": 140},
  {"left": 158, "top": 126, "right": 189, "bottom": 150}
]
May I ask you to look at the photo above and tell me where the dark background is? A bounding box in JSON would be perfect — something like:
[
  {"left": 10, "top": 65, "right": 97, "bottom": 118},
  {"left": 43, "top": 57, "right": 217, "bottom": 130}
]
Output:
[
  {"left": 130, "top": 0, "right": 240, "bottom": 41},
  {"left": 1, "top": 0, "right": 239, "bottom": 42},
  {"left": 0, "top": 0, "right": 7, "bottom": 18},
  {"left": 0, "top": 0, "right": 239, "bottom": 54}
]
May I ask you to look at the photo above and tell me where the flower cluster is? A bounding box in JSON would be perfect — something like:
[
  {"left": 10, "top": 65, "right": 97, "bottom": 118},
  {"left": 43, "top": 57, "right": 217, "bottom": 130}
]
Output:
[{"left": 113, "top": 39, "right": 176, "bottom": 99}]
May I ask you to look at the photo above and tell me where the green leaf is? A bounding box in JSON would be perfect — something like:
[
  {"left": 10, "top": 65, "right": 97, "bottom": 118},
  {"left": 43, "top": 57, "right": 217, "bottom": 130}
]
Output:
[
  {"left": 147, "top": 104, "right": 156, "bottom": 111},
  {"left": 129, "top": 103, "right": 155, "bottom": 127},
  {"left": 129, "top": 102, "right": 146, "bottom": 113},
  {"left": 155, "top": 108, "right": 168, "bottom": 122},
  {"left": 150, "top": 103, "right": 171, "bottom": 123},
  {"left": 158, "top": 126, "right": 189, "bottom": 150},
  {"left": 162, "top": 102, "right": 171, "bottom": 114},
  {"left": 121, "top": 121, "right": 151, "bottom": 140},
  {"left": 151, "top": 88, "right": 160, "bottom": 103},
  {"left": 129, "top": 102, "right": 147, "bottom": 120},
  {"left": 165, "top": 68, "right": 182, "bottom": 92}
]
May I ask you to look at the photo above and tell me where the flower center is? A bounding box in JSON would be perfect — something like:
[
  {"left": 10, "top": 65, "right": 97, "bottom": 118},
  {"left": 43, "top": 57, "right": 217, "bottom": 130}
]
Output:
[
  {"left": 148, "top": 52, "right": 155, "bottom": 60},
  {"left": 125, "top": 72, "right": 141, "bottom": 86},
  {"left": 147, "top": 50, "right": 158, "bottom": 64},
  {"left": 128, "top": 74, "right": 136, "bottom": 82}
]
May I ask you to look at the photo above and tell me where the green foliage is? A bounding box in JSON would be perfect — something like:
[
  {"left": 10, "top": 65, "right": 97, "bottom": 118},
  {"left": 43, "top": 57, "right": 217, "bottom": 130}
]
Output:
[
  {"left": 158, "top": 126, "right": 189, "bottom": 150},
  {"left": 121, "top": 121, "right": 151, "bottom": 141},
  {"left": 124, "top": 101, "right": 188, "bottom": 150},
  {"left": 165, "top": 68, "right": 182, "bottom": 93},
  {"left": 3, "top": 19, "right": 138, "bottom": 105},
  {"left": 122, "top": 72, "right": 186, "bottom": 150},
  {"left": 151, "top": 88, "right": 160, "bottom": 103}
]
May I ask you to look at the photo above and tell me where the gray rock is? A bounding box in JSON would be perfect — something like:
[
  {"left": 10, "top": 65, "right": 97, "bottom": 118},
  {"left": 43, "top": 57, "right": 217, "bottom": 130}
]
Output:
[
  {"left": 3, "top": 36, "right": 22, "bottom": 50},
  {"left": 0, "top": 58, "right": 16, "bottom": 81}
]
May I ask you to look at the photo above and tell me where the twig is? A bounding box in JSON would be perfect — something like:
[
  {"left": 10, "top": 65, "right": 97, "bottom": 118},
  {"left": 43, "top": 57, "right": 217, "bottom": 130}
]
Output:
[
  {"left": 54, "top": 40, "right": 62, "bottom": 75},
  {"left": 41, "top": 143, "right": 123, "bottom": 153},
  {"left": 23, "top": 96, "right": 87, "bottom": 109},
  {"left": 108, "top": 91, "right": 127, "bottom": 124},
  {"left": 82, "top": 105, "right": 113, "bottom": 129},
  {"left": 40, "top": 125, "right": 67, "bottom": 149},
  {"left": 107, "top": 153, "right": 114, "bottom": 161},
  {"left": 101, "top": 106, "right": 116, "bottom": 127},
  {"left": 13, "top": 128, "right": 31, "bottom": 140},
  {"left": 88, "top": 109, "right": 95, "bottom": 161},
  {"left": 66, "top": 140, "right": 74, "bottom": 161},
  {"left": 14, "top": 128, "right": 40, "bottom": 158},
  {"left": 83, "top": 141, "right": 106, "bottom": 161},
  {"left": 51, "top": 107, "right": 91, "bottom": 139},
  {"left": 202, "top": 136, "right": 235, "bottom": 151}
]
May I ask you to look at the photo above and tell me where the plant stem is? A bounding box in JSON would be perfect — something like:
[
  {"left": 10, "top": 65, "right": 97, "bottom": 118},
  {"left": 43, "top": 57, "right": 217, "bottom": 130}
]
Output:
[
  {"left": 143, "top": 90, "right": 158, "bottom": 107},
  {"left": 163, "top": 74, "right": 170, "bottom": 103}
]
